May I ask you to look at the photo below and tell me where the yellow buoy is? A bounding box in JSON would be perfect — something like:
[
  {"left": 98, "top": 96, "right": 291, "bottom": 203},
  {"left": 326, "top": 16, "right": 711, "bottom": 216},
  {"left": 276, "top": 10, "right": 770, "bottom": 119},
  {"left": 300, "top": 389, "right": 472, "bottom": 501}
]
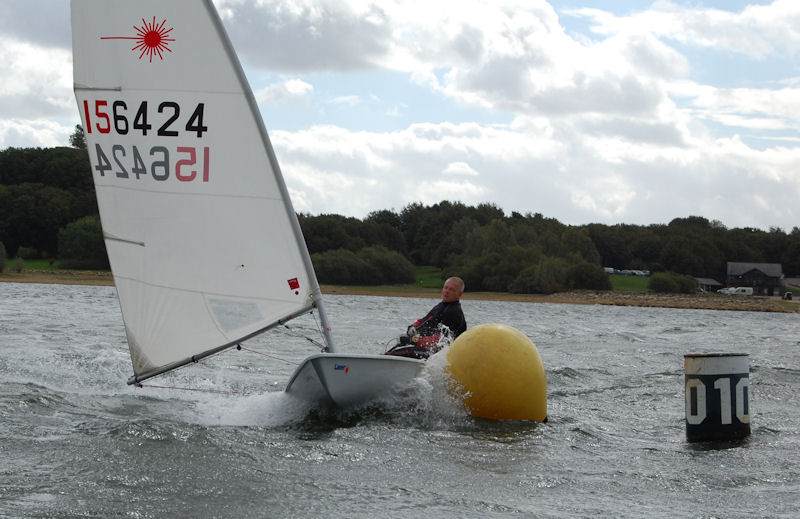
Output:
[{"left": 445, "top": 323, "right": 547, "bottom": 421}]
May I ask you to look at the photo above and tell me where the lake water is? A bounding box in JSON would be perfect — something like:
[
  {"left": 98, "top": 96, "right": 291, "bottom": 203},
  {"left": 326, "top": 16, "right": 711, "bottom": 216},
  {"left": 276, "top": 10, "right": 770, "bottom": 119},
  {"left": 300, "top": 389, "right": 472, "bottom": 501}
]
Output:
[{"left": 1, "top": 282, "right": 798, "bottom": 518}]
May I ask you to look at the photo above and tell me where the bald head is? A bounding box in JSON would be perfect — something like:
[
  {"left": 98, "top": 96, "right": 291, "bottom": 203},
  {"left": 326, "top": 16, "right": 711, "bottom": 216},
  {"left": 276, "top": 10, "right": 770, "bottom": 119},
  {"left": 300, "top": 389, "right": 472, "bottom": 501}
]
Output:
[{"left": 442, "top": 277, "right": 465, "bottom": 302}]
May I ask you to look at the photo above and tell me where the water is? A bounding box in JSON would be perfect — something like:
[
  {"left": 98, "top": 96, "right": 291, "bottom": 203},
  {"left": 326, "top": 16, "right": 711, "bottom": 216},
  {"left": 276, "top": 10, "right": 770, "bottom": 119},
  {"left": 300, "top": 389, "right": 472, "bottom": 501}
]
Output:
[{"left": 1, "top": 282, "right": 798, "bottom": 518}]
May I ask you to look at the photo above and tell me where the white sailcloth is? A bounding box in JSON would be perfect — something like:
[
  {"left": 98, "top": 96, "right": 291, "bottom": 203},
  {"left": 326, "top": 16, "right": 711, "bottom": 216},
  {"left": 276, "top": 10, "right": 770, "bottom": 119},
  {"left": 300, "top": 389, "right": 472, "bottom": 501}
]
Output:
[{"left": 71, "top": 0, "right": 326, "bottom": 381}]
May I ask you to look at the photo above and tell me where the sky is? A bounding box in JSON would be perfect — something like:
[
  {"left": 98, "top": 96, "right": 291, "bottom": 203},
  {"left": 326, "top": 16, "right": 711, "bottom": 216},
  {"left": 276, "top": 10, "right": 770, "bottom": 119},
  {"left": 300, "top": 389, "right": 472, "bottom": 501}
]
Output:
[{"left": 1, "top": 0, "right": 799, "bottom": 231}]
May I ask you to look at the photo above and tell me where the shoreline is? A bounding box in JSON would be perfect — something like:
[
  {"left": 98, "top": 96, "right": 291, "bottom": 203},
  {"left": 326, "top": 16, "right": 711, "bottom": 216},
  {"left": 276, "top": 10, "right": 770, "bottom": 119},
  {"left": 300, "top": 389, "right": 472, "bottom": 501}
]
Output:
[{"left": 2, "top": 269, "right": 798, "bottom": 313}]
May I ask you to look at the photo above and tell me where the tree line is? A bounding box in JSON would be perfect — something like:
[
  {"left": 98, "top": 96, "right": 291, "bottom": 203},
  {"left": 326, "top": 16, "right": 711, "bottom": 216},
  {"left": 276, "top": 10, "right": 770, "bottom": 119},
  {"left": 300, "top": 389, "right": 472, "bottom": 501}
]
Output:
[
  {"left": 300, "top": 205, "right": 799, "bottom": 293},
  {"left": 2, "top": 139, "right": 799, "bottom": 293}
]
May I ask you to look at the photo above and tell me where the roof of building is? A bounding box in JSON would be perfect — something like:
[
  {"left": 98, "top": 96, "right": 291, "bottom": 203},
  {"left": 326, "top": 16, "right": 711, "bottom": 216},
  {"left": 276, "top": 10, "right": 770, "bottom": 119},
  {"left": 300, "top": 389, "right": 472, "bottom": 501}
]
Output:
[
  {"left": 727, "top": 262, "right": 783, "bottom": 277},
  {"left": 695, "top": 277, "right": 722, "bottom": 286}
]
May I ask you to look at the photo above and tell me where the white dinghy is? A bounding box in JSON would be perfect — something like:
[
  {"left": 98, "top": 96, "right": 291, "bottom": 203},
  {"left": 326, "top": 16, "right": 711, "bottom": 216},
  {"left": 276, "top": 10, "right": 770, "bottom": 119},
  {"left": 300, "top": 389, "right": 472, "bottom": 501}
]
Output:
[{"left": 70, "top": 0, "right": 424, "bottom": 408}]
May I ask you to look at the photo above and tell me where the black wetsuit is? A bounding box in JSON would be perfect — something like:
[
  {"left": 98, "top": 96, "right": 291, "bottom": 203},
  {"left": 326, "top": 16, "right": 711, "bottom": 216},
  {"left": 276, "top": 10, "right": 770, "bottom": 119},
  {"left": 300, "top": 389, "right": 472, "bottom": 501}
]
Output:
[
  {"left": 415, "top": 300, "right": 467, "bottom": 338},
  {"left": 385, "top": 300, "right": 466, "bottom": 359}
]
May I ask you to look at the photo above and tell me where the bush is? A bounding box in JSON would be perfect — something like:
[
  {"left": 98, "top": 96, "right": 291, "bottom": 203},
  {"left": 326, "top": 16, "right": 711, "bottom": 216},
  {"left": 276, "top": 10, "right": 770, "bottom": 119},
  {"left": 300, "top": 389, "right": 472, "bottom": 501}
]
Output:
[
  {"left": 16, "top": 246, "right": 42, "bottom": 260},
  {"left": 567, "top": 262, "right": 613, "bottom": 290},
  {"left": 312, "top": 249, "right": 367, "bottom": 284},
  {"left": 10, "top": 257, "right": 24, "bottom": 273},
  {"left": 0, "top": 242, "right": 6, "bottom": 272},
  {"left": 312, "top": 246, "right": 417, "bottom": 285},
  {"left": 460, "top": 246, "right": 543, "bottom": 292},
  {"left": 648, "top": 272, "right": 697, "bottom": 294},
  {"left": 357, "top": 246, "right": 416, "bottom": 284},
  {"left": 676, "top": 274, "right": 698, "bottom": 294},
  {"left": 57, "top": 215, "right": 109, "bottom": 269},
  {"left": 648, "top": 272, "right": 677, "bottom": 293},
  {"left": 510, "top": 257, "right": 569, "bottom": 294},
  {"left": 459, "top": 252, "right": 505, "bottom": 292}
]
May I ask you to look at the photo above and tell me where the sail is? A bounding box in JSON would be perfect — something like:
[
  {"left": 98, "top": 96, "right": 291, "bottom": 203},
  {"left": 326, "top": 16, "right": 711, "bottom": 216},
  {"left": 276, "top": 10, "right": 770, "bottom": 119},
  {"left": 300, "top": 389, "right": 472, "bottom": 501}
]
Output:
[{"left": 71, "top": 0, "right": 329, "bottom": 382}]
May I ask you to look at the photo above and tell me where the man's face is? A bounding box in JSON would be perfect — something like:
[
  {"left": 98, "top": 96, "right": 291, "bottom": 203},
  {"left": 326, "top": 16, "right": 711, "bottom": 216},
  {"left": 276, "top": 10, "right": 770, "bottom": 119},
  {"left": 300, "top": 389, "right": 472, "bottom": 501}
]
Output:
[{"left": 441, "top": 279, "right": 463, "bottom": 302}]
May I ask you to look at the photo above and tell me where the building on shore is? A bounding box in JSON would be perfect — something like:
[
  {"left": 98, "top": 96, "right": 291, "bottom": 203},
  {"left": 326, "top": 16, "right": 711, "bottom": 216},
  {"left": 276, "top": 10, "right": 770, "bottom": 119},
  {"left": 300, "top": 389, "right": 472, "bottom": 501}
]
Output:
[{"left": 726, "top": 262, "right": 784, "bottom": 296}]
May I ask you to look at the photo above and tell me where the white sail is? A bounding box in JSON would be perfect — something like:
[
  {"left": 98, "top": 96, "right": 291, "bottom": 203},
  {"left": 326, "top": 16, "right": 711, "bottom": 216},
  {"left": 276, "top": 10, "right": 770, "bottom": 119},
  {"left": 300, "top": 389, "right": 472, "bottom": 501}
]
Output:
[{"left": 71, "top": 0, "right": 331, "bottom": 382}]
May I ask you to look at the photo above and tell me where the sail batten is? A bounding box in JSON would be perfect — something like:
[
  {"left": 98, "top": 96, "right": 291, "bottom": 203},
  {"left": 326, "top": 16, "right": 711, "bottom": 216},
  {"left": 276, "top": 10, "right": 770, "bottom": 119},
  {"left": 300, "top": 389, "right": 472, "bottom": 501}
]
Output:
[
  {"left": 74, "top": 85, "right": 123, "bottom": 92},
  {"left": 103, "top": 233, "right": 145, "bottom": 247},
  {"left": 72, "top": 0, "right": 332, "bottom": 381}
]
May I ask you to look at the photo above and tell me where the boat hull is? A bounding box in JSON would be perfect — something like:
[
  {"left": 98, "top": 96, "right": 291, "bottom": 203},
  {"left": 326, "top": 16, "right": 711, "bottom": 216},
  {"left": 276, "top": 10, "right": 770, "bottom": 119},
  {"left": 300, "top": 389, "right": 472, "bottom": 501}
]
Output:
[{"left": 285, "top": 353, "right": 425, "bottom": 408}]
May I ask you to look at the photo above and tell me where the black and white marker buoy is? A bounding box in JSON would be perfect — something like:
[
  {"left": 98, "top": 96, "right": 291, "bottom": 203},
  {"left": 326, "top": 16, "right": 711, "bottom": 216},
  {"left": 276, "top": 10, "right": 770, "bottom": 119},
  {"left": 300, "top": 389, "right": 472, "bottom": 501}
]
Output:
[{"left": 684, "top": 353, "right": 750, "bottom": 442}]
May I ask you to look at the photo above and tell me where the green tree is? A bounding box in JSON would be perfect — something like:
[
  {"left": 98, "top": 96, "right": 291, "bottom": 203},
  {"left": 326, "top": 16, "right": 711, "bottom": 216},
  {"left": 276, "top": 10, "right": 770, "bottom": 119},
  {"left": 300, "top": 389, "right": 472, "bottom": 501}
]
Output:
[
  {"left": 648, "top": 272, "right": 697, "bottom": 294},
  {"left": 782, "top": 240, "right": 800, "bottom": 275},
  {"left": 0, "top": 146, "right": 91, "bottom": 192},
  {"left": 312, "top": 249, "right": 375, "bottom": 285},
  {"left": 299, "top": 214, "right": 365, "bottom": 254},
  {"left": 1, "top": 183, "right": 74, "bottom": 257},
  {"left": 659, "top": 236, "right": 704, "bottom": 276},
  {"left": 587, "top": 223, "right": 633, "bottom": 268},
  {"left": 364, "top": 209, "right": 401, "bottom": 228},
  {"left": 560, "top": 227, "right": 601, "bottom": 264},
  {"left": 357, "top": 245, "right": 415, "bottom": 284},
  {"left": 69, "top": 125, "right": 87, "bottom": 149},
  {"left": 459, "top": 251, "right": 498, "bottom": 291},
  {"left": 630, "top": 231, "right": 663, "bottom": 270},
  {"left": 473, "top": 202, "right": 505, "bottom": 225},
  {"left": 404, "top": 200, "right": 473, "bottom": 266},
  {"left": 438, "top": 216, "right": 479, "bottom": 271},
  {"left": 567, "top": 261, "right": 612, "bottom": 290},
  {"left": 0, "top": 146, "right": 96, "bottom": 258},
  {"left": 311, "top": 246, "right": 415, "bottom": 285},
  {"left": 57, "top": 215, "right": 109, "bottom": 269},
  {"left": 510, "top": 257, "right": 569, "bottom": 294}
]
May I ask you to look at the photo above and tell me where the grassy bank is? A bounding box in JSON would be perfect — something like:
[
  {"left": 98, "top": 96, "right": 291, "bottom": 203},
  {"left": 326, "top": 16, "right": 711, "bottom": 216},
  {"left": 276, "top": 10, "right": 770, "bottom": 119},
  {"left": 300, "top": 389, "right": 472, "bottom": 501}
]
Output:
[
  {"left": 609, "top": 274, "right": 649, "bottom": 291},
  {"left": 2, "top": 264, "right": 799, "bottom": 313}
]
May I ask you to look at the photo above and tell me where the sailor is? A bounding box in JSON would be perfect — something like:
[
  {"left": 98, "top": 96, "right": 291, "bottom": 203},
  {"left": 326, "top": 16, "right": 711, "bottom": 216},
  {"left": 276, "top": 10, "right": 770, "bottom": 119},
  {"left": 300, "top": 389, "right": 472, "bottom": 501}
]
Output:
[{"left": 385, "top": 276, "right": 467, "bottom": 359}]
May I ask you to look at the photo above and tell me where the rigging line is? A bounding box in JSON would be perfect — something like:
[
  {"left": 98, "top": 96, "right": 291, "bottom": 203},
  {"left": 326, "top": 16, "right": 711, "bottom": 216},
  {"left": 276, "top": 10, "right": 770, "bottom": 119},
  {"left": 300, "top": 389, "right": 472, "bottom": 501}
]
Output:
[
  {"left": 235, "top": 323, "right": 324, "bottom": 364},
  {"left": 135, "top": 383, "right": 251, "bottom": 396},
  {"left": 280, "top": 319, "right": 326, "bottom": 351},
  {"left": 237, "top": 345, "right": 300, "bottom": 365},
  {"left": 308, "top": 310, "right": 327, "bottom": 351}
]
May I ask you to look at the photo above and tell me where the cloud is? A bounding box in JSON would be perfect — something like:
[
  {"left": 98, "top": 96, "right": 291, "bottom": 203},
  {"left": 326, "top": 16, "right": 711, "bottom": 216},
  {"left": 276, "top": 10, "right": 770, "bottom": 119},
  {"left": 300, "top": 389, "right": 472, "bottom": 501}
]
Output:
[
  {"left": 329, "top": 95, "right": 361, "bottom": 107},
  {"left": 2, "top": 0, "right": 799, "bottom": 231},
  {"left": 569, "top": 1, "right": 800, "bottom": 58},
  {"left": 255, "top": 79, "right": 314, "bottom": 104},
  {"left": 0, "top": 0, "right": 71, "bottom": 49},
  {"left": 442, "top": 161, "right": 479, "bottom": 176},
  {"left": 215, "top": 0, "right": 394, "bottom": 71},
  {"left": 266, "top": 107, "right": 800, "bottom": 229},
  {"left": 0, "top": 34, "right": 74, "bottom": 147},
  {"left": 0, "top": 37, "right": 73, "bottom": 118},
  {"left": 0, "top": 119, "right": 74, "bottom": 148}
]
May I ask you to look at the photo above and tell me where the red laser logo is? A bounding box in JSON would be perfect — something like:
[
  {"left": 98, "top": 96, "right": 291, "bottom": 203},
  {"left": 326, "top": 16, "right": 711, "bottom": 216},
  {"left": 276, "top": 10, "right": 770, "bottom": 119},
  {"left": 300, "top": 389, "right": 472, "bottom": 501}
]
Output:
[{"left": 101, "top": 17, "right": 175, "bottom": 62}]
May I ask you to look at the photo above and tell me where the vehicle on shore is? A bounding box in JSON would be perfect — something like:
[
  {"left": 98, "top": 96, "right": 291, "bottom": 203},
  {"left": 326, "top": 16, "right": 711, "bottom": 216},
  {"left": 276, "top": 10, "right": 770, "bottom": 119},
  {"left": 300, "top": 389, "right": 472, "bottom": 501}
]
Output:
[{"left": 717, "top": 287, "right": 753, "bottom": 296}]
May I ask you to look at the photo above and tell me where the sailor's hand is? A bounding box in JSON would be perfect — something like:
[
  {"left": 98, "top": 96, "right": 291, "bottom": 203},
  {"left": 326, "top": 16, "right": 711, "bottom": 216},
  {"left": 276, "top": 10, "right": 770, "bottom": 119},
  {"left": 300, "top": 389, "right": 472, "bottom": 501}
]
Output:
[{"left": 407, "top": 326, "right": 417, "bottom": 337}]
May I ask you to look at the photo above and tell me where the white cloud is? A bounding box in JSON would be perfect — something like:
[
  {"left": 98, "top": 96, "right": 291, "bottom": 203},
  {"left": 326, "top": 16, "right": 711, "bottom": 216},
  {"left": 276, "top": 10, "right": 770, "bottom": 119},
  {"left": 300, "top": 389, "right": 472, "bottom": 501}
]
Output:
[
  {"left": 442, "top": 161, "right": 479, "bottom": 176},
  {"left": 215, "top": 0, "right": 394, "bottom": 71},
  {"left": 2, "top": 0, "right": 799, "bottom": 231},
  {"left": 0, "top": 37, "right": 73, "bottom": 118},
  {"left": 0, "top": 119, "right": 74, "bottom": 148},
  {"left": 329, "top": 95, "right": 361, "bottom": 107},
  {"left": 667, "top": 79, "right": 800, "bottom": 134},
  {"left": 255, "top": 79, "right": 314, "bottom": 104},
  {"left": 0, "top": 33, "right": 74, "bottom": 148},
  {"left": 570, "top": 1, "right": 800, "bottom": 58},
  {"left": 385, "top": 103, "right": 406, "bottom": 117}
]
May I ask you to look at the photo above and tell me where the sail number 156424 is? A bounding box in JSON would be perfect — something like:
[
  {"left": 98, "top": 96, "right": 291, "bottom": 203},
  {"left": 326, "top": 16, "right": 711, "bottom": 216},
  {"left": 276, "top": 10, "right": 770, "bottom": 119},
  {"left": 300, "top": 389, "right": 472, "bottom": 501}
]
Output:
[
  {"left": 82, "top": 99, "right": 211, "bottom": 183},
  {"left": 93, "top": 144, "right": 209, "bottom": 182},
  {"left": 82, "top": 99, "right": 207, "bottom": 137}
]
